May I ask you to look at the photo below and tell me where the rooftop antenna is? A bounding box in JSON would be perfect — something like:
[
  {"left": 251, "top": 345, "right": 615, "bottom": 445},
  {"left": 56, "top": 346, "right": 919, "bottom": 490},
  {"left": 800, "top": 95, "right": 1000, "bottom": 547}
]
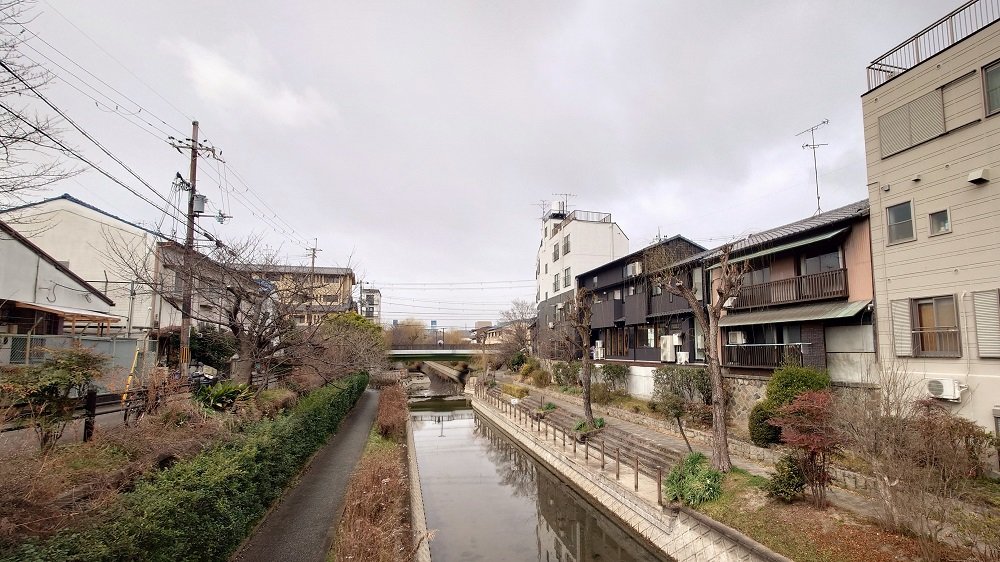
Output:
[
  {"left": 551, "top": 192, "right": 575, "bottom": 213},
  {"left": 533, "top": 199, "right": 550, "bottom": 220},
  {"left": 796, "top": 119, "right": 829, "bottom": 216}
]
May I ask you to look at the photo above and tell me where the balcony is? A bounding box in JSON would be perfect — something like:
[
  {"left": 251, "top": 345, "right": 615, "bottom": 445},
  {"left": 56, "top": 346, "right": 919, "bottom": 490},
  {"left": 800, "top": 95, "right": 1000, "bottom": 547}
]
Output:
[
  {"left": 591, "top": 299, "right": 623, "bottom": 329},
  {"left": 912, "top": 328, "right": 962, "bottom": 357},
  {"left": 723, "top": 343, "right": 809, "bottom": 369},
  {"left": 649, "top": 292, "right": 690, "bottom": 316},
  {"left": 733, "top": 269, "right": 847, "bottom": 310},
  {"left": 624, "top": 294, "right": 648, "bottom": 325}
]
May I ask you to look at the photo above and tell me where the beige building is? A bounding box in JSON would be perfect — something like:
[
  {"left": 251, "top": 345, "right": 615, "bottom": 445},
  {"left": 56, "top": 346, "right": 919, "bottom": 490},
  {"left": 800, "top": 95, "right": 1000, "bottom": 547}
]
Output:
[
  {"left": 862, "top": 2, "right": 1000, "bottom": 430},
  {"left": 250, "top": 265, "right": 355, "bottom": 326}
]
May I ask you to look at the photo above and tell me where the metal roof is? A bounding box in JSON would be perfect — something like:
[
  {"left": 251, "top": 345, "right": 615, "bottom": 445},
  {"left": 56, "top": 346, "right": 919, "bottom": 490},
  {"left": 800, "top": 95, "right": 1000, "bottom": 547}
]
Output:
[
  {"left": 719, "top": 299, "right": 871, "bottom": 326},
  {"left": 707, "top": 227, "right": 848, "bottom": 270}
]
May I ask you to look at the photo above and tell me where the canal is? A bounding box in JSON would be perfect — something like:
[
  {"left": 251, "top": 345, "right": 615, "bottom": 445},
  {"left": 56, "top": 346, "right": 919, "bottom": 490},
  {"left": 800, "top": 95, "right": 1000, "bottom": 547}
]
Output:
[{"left": 410, "top": 398, "right": 671, "bottom": 562}]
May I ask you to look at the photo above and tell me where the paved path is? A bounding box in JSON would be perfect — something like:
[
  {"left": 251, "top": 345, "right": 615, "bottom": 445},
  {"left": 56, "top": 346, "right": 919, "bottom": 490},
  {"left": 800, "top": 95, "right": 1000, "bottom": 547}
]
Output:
[{"left": 233, "top": 388, "right": 380, "bottom": 562}]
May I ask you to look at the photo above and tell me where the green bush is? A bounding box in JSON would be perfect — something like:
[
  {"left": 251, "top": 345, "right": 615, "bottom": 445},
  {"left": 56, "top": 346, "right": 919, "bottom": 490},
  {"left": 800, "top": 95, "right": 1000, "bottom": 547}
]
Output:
[
  {"left": 652, "top": 366, "right": 711, "bottom": 405},
  {"left": 766, "top": 454, "right": 805, "bottom": 502},
  {"left": 589, "top": 382, "right": 614, "bottom": 405},
  {"left": 600, "top": 364, "right": 629, "bottom": 394},
  {"left": 518, "top": 357, "right": 541, "bottom": 378},
  {"left": 3, "top": 374, "right": 369, "bottom": 562},
  {"left": 194, "top": 381, "right": 252, "bottom": 412},
  {"left": 551, "top": 361, "right": 580, "bottom": 386},
  {"left": 501, "top": 384, "right": 529, "bottom": 399},
  {"left": 663, "top": 452, "right": 723, "bottom": 506},
  {"left": 508, "top": 352, "right": 527, "bottom": 371},
  {"left": 766, "top": 365, "right": 830, "bottom": 407},
  {"left": 748, "top": 401, "right": 780, "bottom": 447}
]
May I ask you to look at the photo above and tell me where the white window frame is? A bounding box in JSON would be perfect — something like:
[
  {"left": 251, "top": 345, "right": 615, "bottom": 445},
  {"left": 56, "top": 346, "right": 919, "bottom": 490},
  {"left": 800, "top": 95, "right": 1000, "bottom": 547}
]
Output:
[
  {"left": 986, "top": 58, "right": 1000, "bottom": 117},
  {"left": 886, "top": 200, "right": 916, "bottom": 245},
  {"left": 928, "top": 208, "right": 952, "bottom": 236}
]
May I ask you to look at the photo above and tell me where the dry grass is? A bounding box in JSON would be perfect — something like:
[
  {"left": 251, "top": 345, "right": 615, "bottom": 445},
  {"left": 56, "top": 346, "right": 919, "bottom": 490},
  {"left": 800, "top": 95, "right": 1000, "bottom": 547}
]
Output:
[
  {"left": 376, "top": 386, "right": 408, "bottom": 441},
  {"left": 0, "top": 400, "right": 226, "bottom": 545},
  {"left": 255, "top": 388, "right": 298, "bottom": 417},
  {"left": 332, "top": 434, "right": 415, "bottom": 562}
]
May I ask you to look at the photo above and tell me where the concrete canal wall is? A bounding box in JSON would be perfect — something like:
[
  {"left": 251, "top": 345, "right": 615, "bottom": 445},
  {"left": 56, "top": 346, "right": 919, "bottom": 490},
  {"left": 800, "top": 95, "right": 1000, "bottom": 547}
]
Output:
[
  {"left": 471, "top": 396, "right": 791, "bottom": 562},
  {"left": 406, "top": 420, "right": 432, "bottom": 562}
]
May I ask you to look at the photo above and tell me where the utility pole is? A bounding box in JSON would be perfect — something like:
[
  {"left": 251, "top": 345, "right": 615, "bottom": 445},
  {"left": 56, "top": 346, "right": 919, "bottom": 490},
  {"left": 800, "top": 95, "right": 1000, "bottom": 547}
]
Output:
[
  {"left": 169, "top": 121, "right": 222, "bottom": 379},
  {"left": 796, "top": 119, "right": 829, "bottom": 216},
  {"left": 307, "top": 239, "right": 321, "bottom": 326}
]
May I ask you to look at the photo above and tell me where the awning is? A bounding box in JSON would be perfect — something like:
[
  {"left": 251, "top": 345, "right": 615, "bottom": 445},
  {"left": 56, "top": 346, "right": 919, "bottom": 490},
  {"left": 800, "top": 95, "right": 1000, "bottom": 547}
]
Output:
[
  {"left": 719, "top": 299, "right": 870, "bottom": 327},
  {"left": 708, "top": 227, "right": 848, "bottom": 270},
  {"left": 15, "top": 301, "right": 120, "bottom": 323}
]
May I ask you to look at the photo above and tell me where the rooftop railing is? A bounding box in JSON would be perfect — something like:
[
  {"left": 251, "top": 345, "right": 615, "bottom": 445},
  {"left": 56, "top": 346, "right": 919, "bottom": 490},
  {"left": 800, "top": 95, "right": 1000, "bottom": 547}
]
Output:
[{"left": 867, "top": 0, "right": 1000, "bottom": 90}]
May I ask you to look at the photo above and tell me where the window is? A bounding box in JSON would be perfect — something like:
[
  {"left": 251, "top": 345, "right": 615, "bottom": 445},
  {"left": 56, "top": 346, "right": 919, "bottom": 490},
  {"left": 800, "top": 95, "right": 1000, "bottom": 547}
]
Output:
[
  {"left": 563, "top": 267, "right": 570, "bottom": 288},
  {"left": 743, "top": 267, "right": 770, "bottom": 286},
  {"left": 544, "top": 264, "right": 548, "bottom": 274},
  {"left": 563, "top": 235, "right": 570, "bottom": 255},
  {"left": 929, "top": 210, "right": 951, "bottom": 236},
  {"left": 613, "top": 289, "right": 621, "bottom": 300},
  {"left": 987, "top": 60, "right": 1000, "bottom": 116},
  {"left": 553, "top": 243, "right": 560, "bottom": 261},
  {"left": 886, "top": 201, "right": 915, "bottom": 244},
  {"left": 553, "top": 274, "right": 560, "bottom": 293},
  {"left": 802, "top": 251, "right": 841, "bottom": 275},
  {"left": 893, "top": 296, "right": 960, "bottom": 357}
]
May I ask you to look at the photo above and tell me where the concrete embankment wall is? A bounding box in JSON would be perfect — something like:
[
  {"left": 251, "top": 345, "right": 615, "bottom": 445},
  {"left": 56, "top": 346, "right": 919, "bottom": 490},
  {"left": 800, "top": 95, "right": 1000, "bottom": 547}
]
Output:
[
  {"left": 472, "top": 397, "right": 790, "bottom": 562},
  {"left": 406, "top": 420, "right": 432, "bottom": 562}
]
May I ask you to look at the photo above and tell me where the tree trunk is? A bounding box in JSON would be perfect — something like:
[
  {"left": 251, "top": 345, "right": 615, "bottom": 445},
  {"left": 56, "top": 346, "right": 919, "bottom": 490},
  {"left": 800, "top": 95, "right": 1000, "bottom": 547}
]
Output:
[
  {"left": 676, "top": 416, "right": 693, "bottom": 454},
  {"left": 707, "top": 313, "right": 733, "bottom": 471},
  {"left": 580, "top": 355, "right": 595, "bottom": 425},
  {"left": 234, "top": 338, "right": 256, "bottom": 385}
]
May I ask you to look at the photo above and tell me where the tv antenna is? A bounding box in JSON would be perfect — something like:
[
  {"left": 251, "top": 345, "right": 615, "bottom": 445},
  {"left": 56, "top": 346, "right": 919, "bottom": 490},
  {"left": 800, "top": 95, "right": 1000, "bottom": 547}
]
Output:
[
  {"left": 796, "top": 119, "right": 829, "bottom": 215},
  {"left": 551, "top": 192, "right": 576, "bottom": 213}
]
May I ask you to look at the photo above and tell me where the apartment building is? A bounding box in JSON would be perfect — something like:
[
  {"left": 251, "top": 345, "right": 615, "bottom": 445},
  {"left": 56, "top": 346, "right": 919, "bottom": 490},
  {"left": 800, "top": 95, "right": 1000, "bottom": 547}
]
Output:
[
  {"left": 715, "top": 200, "right": 875, "bottom": 383},
  {"left": 535, "top": 202, "right": 628, "bottom": 357},
  {"left": 359, "top": 287, "right": 381, "bottom": 324},
  {"left": 862, "top": 1, "right": 1000, "bottom": 430},
  {"left": 249, "top": 265, "right": 355, "bottom": 326}
]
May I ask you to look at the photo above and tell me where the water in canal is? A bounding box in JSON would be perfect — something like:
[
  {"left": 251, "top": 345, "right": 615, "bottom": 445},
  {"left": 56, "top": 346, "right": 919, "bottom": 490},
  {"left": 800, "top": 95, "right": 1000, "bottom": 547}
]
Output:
[{"left": 410, "top": 399, "right": 670, "bottom": 562}]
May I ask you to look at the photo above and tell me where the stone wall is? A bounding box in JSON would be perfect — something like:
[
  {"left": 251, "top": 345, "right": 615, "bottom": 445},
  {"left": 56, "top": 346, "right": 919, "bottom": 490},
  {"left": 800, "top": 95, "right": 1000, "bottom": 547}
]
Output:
[{"left": 723, "top": 374, "right": 769, "bottom": 440}]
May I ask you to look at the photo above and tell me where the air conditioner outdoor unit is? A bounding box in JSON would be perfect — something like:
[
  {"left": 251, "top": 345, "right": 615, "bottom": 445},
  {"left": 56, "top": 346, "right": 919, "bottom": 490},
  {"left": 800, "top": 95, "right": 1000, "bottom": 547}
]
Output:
[
  {"left": 676, "top": 351, "right": 690, "bottom": 365},
  {"left": 670, "top": 333, "right": 682, "bottom": 346},
  {"left": 594, "top": 347, "right": 604, "bottom": 359},
  {"left": 926, "top": 378, "right": 967, "bottom": 401},
  {"left": 595, "top": 340, "right": 603, "bottom": 348},
  {"left": 659, "top": 335, "right": 676, "bottom": 362},
  {"left": 728, "top": 331, "right": 747, "bottom": 345},
  {"left": 722, "top": 296, "right": 737, "bottom": 309}
]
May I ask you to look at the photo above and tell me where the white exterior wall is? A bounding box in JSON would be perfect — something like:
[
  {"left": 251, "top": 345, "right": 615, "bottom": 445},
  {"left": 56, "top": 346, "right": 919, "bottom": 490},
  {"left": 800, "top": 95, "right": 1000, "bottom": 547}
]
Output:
[
  {"left": 862, "top": 21, "right": 1000, "bottom": 429},
  {"left": 0, "top": 229, "right": 111, "bottom": 313},
  {"left": 535, "top": 215, "right": 628, "bottom": 305},
  {"left": 6, "top": 199, "right": 167, "bottom": 333}
]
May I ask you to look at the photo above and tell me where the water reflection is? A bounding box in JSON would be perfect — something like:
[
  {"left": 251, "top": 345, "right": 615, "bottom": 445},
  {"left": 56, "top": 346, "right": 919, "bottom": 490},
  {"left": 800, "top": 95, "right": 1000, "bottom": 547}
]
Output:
[{"left": 411, "top": 403, "right": 670, "bottom": 562}]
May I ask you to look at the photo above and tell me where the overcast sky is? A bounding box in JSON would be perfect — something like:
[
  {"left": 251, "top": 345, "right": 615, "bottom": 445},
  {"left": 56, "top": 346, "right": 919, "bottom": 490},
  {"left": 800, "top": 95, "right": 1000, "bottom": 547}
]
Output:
[{"left": 18, "top": 0, "right": 959, "bottom": 328}]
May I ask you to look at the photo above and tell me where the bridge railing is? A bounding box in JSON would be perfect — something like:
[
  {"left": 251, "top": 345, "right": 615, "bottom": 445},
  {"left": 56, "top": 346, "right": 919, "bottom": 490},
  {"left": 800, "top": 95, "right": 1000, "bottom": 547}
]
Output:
[{"left": 389, "top": 343, "right": 498, "bottom": 350}]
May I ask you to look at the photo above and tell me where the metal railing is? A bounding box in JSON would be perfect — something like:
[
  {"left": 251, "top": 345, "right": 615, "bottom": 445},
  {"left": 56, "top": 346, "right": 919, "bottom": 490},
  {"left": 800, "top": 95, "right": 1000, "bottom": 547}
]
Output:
[
  {"left": 912, "top": 328, "right": 962, "bottom": 357},
  {"left": 733, "top": 268, "right": 848, "bottom": 309},
  {"left": 867, "top": 0, "right": 1000, "bottom": 90},
  {"left": 723, "top": 343, "right": 809, "bottom": 369}
]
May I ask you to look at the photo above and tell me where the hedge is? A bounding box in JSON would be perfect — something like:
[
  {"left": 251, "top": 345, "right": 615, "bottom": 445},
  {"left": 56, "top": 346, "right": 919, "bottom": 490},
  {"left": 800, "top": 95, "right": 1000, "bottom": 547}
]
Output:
[{"left": 4, "top": 373, "right": 369, "bottom": 562}]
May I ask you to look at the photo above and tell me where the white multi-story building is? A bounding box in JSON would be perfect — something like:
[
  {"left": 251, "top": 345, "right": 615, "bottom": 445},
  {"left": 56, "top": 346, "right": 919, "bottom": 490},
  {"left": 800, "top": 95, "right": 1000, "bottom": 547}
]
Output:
[
  {"left": 359, "top": 287, "right": 381, "bottom": 324},
  {"left": 862, "top": 1, "right": 1000, "bottom": 431},
  {"left": 535, "top": 202, "right": 628, "bottom": 357}
]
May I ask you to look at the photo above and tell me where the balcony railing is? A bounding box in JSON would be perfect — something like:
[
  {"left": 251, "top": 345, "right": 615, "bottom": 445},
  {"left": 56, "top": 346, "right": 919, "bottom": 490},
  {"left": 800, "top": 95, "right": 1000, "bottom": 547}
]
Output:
[
  {"left": 591, "top": 299, "right": 623, "bottom": 329},
  {"left": 867, "top": 0, "right": 1000, "bottom": 90},
  {"left": 723, "top": 343, "right": 809, "bottom": 369},
  {"left": 624, "top": 294, "right": 648, "bottom": 325},
  {"left": 649, "top": 292, "right": 690, "bottom": 316},
  {"left": 912, "top": 328, "right": 962, "bottom": 357},
  {"left": 733, "top": 269, "right": 847, "bottom": 310}
]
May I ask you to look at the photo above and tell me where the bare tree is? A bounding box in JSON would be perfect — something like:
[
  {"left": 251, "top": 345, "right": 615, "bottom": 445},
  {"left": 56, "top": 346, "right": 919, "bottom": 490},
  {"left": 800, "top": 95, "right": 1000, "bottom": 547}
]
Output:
[
  {"left": 385, "top": 319, "right": 431, "bottom": 347},
  {"left": 0, "top": 1, "right": 79, "bottom": 215},
  {"left": 643, "top": 243, "right": 747, "bottom": 471},
  {"left": 496, "top": 298, "right": 535, "bottom": 367},
  {"left": 297, "top": 312, "right": 387, "bottom": 381},
  {"left": 551, "top": 287, "right": 596, "bottom": 426}
]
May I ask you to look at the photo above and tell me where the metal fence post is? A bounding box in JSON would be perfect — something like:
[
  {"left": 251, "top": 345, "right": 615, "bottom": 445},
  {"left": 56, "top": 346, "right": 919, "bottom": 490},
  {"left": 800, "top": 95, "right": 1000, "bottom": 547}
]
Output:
[
  {"left": 585, "top": 440, "right": 589, "bottom": 461},
  {"left": 616, "top": 448, "right": 620, "bottom": 480},
  {"left": 634, "top": 455, "right": 639, "bottom": 491},
  {"left": 83, "top": 389, "right": 98, "bottom": 442},
  {"left": 657, "top": 466, "right": 663, "bottom": 506},
  {"left": 601, "top": 440, "right": 605, "bottom": 470}
]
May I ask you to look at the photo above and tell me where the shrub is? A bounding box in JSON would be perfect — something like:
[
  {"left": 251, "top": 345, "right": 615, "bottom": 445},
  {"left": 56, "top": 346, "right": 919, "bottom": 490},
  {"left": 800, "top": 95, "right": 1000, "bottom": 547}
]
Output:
[
  {"left": 573, "top": 417, "right": 604, "bottom": 432},
  {"left": 541, "top": 402, "right": 556, "bottom": 411},
  {"left": 653, "top": 366, "right": 711, "bottom": 404},
  {"left": 500, "top": 384, "right": 528, "bottom": 399},
  {"left": 256, "top": 388, "right": 298, "bottom": 417},
  {"left": 589, "top": 382, "right": 614, "bottom": 405},
  {"left": 194, "top": 381, "right": 252, "bottom": 412},
  {"left": 600, "top": 364, "right": 629, "bottom": 394},
  {"left": 771, "top": 390, "right": 840, "bottom": 508},
  {"left": 508, "top": 352, "right": 527, "bottom": 371},
  {"left": 749, "top": 401, "right": 780, "bottom": 447},
  {"left": 663, "top": 452, "right": 723, "bottom": 506},
  {"left": 551, "top": 361, "right": 580, "bottom": 386},
  {"left": 530, "top": 368, "right": 551, "bottom": 388},
  {"left": 376, "top": 385, "right": 408, "bottom": 441},
  {"left": 3, "top": 373, "right": 369, "bottom": 562},
  {"left": 767, "top": 453, "right": 805, "bottom": 502},
  {"left": 518, "top": 357, "right": 540, "bottom": 378},
  {"left": 766, "top": 365, "right": 830, "bottom": 407}
]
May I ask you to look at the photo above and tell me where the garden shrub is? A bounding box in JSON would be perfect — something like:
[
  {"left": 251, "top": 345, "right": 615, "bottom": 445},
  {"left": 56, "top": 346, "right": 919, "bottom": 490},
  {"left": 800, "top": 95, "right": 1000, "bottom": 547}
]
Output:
[
  {"left": 194, "top": 381, "right": 253, "bottom": 412},
  {"left": 2, "top": 373, "right": 369, "bottom": 562},
  {"left": 589, "top": 382, "right": 614, "bottom": 405},
  {"left": 500, "top": 384, "right": 528, "bottom": 399},
  {"left": 663, "top": 452, "right": 723, "bottom": 506},
  {"left": 551, "top": 361, "right": 580, "bottom": 386},
  {"left": 766, "top": 453, "right": 805, "bottom": 502},
  {"left": 765, "top": 365, "right": 830, "bottom": 407},
  {"left": 599, "top": 364, "right": 629, "bottom": 394},
  {"left": 518, "top": 357, "right": 540, "bottom": 378},
  {"left": 749, "top": 401, "right": 780, "bottom": 447},
  {"left": 530, "top": 368, "right": 551, "bottom": 388},
  {"left": 376, "top": 385, "right": 408, "bottom": 441},
  {"left": 255, "top": 388, "right": 298, "bottom": 418},
  {"left": 508, "top": 352, "right": 527, "bottom": 371},
  {"left": 652, "top": 366, "right": 711, "bottom": 405}
]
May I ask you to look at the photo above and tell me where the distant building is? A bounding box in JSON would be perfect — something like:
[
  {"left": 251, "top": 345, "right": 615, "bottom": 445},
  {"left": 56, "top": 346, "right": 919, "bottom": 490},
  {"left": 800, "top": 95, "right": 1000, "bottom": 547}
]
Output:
[
  {"left": 862, "top": 2, "right": 1000, "bottom": 430},
  {"left": 245, "top": 264, "right": 355, "bottom": 326},
  {"left": 535, "top": 202, "right": 628, "bottom": 358},
  {"left": 359, "top": 287, "right": 381, "bottom": 324}
]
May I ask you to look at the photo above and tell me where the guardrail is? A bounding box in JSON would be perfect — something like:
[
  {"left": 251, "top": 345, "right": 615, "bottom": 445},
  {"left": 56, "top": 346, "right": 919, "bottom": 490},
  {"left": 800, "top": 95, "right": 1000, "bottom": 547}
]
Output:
[
  {"left": 911, "top": 328, "right": 962, "bottom": 357},
  {"left": 867, "top": 0, "right": 1000, "bottom": 90},
  {"left": 723, "top": 343, "right": 809, "bottom": 369},
  {"left": 733, "top": 269, "right": 847, "bottom": 310}
]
